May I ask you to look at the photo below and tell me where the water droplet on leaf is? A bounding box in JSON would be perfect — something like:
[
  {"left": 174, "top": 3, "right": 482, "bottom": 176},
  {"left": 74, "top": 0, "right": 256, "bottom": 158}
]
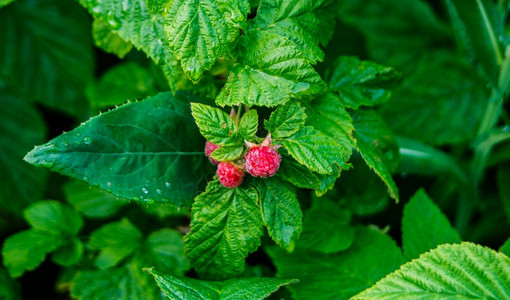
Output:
[
  {"left": 83, "top": 136, "right": 92, "bottom": 144},
  {"left": 142, "top": 187, "right": 148, "bottom": 194}
]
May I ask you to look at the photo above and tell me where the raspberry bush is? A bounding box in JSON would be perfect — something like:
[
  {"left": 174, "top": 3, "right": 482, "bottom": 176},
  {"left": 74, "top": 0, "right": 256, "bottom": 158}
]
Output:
[{"left": 1, "top": 0, "right": 510, "bottom": 299}]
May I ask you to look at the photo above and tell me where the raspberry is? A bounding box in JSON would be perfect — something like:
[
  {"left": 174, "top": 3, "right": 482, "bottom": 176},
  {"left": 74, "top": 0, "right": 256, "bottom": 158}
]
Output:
[
  {"left": 217, "top": 162, "right": 245, "bottom": 188},
  {"left": 205, "top": 141, "right": 220, "bottom": 165},
  {"left": 245, "top": 134, "right": 281, "bottom": 178}
]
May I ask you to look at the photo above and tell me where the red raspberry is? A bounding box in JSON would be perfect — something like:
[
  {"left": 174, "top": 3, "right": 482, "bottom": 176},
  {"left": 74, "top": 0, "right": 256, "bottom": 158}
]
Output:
[
  {"left": 245, "top": 134, "right": 281, "bottom": 178},
  {"left": 205, "top": 141, "right": 220, "bottom": 165},
  {"left": 217, "top": 162, "right": 245, "bottom": 188}
]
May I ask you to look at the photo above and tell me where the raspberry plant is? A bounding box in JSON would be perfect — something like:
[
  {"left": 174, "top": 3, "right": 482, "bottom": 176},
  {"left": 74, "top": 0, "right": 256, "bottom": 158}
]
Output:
[{"left": 1, "top": 0, "right": 510, "bottom": 299}]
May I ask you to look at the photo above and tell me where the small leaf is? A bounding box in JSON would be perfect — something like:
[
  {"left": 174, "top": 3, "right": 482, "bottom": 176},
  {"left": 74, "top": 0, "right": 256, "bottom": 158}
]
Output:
[
  {"left": 210, "top": 145, "right": 244, "bottom": 162},
  {"left": 52, "top": 238, "right": 84, "bottom": 266},
  {"left": 282, "top": 126, "right": 347, "bottom": 174},
  {"left": 352, "top": 110, "right": 399, "bottom": 201},
  {"left": 402, "top": 189, "right": 461, "bottom": 261},
  {"left": 239, "top": 109, "right": 259, "bottom": 141},
  {"left": 216, "top": 30, "right": 326, "bottom": 107},
  {"left": 265, "top": 101, "right": 307, "bottom": 139},
  {"left": 191, "top": 103, "right": 237, "bottom": 145},
  {"left": 23, "top": 201, "right": 83, "bottom": 236},
  {"left": 185, "top": 180, "right": 264, "bottom": 279},
  {"left": 2, "top": 229, "right": 63, "bottom": 277},
  {"left": 149, "top": 268, "right": 297, "bottom": 300},
  {"left": 25, "top": 92, "right": 206, "bottom": 207},
  {"left": 352, "top": 243, "right": 510, "bottom": 299},
  {"left": 89, "top": 219, "right": 143, "bottom": 269},
  {"left": 91, "top": 19, "right": 133, "bottom": 59},
  {"left": 327, "top": 56, "right": 400, "bottom": 109},
  {"left": 257, "top": 178, "right": 303, "bottom": 252},
  {"left": 143, "top": 228, "right": 189, "bottom": 275}
]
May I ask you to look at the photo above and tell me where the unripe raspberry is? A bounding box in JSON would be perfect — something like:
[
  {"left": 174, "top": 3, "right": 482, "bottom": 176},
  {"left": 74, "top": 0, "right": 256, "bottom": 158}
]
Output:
[
  {"left": 245, "top": 134, "right": 281, "bottom": 178},
  {"left": 217, "top": 162, "right": 245, "bottom": 188},
  {"left": 205, "top": 141, "right": 220, "bottom": 165}
]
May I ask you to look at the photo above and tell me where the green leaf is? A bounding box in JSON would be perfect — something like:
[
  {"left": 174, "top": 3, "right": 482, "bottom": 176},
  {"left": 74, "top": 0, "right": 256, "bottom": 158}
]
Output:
[
  {"left": 0, "top": 0, "right": 93, "bottom": 116},
  {"left": 299, "top": 201, "right": 354, "bottom": 253},
  {"left": 0, "top": 267, "right": 21, "bottom": 300},
  {"left": 315, "top": 164, "right": 342, "bottom": 197},
  {"left": 24, "top": 201, "right": 83, "bottom": 236},
  {"left": 352, "top": 243, "right": 510, "bottom": 299},
  {"left": 265, "top": 101, "right": 307, "bottom": 139},
  {"left": 0, "top": 86, "right": 47, "bottom": 218},
  {"left": 497, "top": 167, "right": 510, "bottom": 225},
  {"left": 0, "top": 0, "right": 15, "bottom": 9},
  {"left": 499, "top": 237, "right": 510, "bottom": 257},
  {"left": 239, "top": 109, "right": 259, "bottom": 141},
  {"left": 86, "top": 62, "right": 158, "bottom": 110},
  {"left": 63, "top": 181, "right": 128, "bottom": 218},
  {"left": 52, "top": 238, "right": 84, "bottom": 266},
  {"left": 379, "top": 53, "right": 489, "bottom": 145},
  {"left": 185, "top": 180, "right": 264, "bottom": 279},
  {"left": 254, "top": 0, "right": 335, "bottom": 63},
  {"left": 268, "top": 226, "right": 404, "bottom": 299},
  {"left": 2, "top": 229, "right": 63, "bottom": 277},
  {"left": 352, "top": 110, "right": 399, "bottom": 201},
  {"left": 89, "top": 219, "right": 143, "bottom": 269},
  {"left": 156, "top": 0, "right": 250, "bottom": 81},
  {"left": 402, "top": 189, "right": 461, "bottom": 261},
  {"left": 327, "top": 56, "right": 400, "bottom": 109},
  {"left": 25, "top": 92, "right": 206, "bottom": 207},
  {"left": 77, "top": 0, "right": 182, "bottom": 91},
  {"left": 149, "top": 268, "right": 297, "bottom": 300},
  {"left": 282, "top": 126, "right": 347, "bottom": 174},
  {"left": 143, "top": 229, "right": 189, "bottom": 275},
  {"left": 216, "top": 30, "right": 326, "bottom": 107},
  {"left": 257, "top": 178, "right": 303, "bottom": 252},
  {"left": 91, "top": 18, "right": 133, "bottom": 59},
  {"left": 446, "top": 0, "right": 504, "bottom": 84},
  {"left": 191, "top": 103, "right": 237, "bottom": 145},
  {"left": 277, "top": 158, "right": 321, "bottom": 190},
  {"left": 210, "top": 145, "right": 244, "bottom": 162}
]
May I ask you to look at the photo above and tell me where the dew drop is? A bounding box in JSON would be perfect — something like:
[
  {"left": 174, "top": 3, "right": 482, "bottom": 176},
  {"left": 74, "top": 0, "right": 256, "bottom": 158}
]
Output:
[
  {"left": 142, "top": 187, "right": 149, "bottom": 194},
  {"left": 83, "top": 136, "right": 92, "bottom": 144},
  {"left": 107, "top": 11, "right": 122, "bottom": 30},
  {"left": 165, "top": 182, "right": 171, "bottom": 188},
  {"left": 83, "top": 176, "right": 89, "bottom": 181},
  {"left": 107, "top": 182, "right": 112, "bottom": 187},
  {"left": 156, "top": 188, "right": 162, "bottom": 194}
]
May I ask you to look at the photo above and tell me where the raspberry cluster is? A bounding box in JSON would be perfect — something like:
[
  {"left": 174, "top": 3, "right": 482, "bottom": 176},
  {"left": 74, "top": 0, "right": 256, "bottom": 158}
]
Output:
[{"left": 205, "top": 134, "right": 281, "bottom": 188}]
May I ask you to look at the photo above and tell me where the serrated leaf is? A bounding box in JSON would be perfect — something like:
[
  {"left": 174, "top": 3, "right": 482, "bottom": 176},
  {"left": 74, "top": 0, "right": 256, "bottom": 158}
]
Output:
[
  {"left": 254, "top": 0, "right": 335, "bottom": 63},
  {"left": 257, "top": 178, "right": 303, "bottom": 252},
  {"left": 278, "top": 158, "right": 321, "bottom": 190},
  {"left": 216, "top": 30, "right": 326, "bottom": 107},
  {"left": 2, "top": 229, "right": 63, "bottom": 277},
  {"left": 327, "top": 56, "right": 400, "bottom": 109},
  {"left": 63, "top": 181, "right": 128, "bottom": 218},
  {"left": 352, "top": 110, "right": 399, "bottom": 201},
  {"left": 158, "top": 0, "right": 250, "bottom": 81},
  {"left": 299, "top": 201, "right": 354, "bottom": 253},
  {"left": 281, "top": 126, "right": 347, "bottom": 174},
  {"left": 0, "top": 267, "right": 21, "bottom": 300},
  {"left": 268, "top": 226, "right": 403, "bottom": 299},
  {"left": 149, "top": 268, "right": 296, "bottom": 300},
  {"left": 143, "top": 229, "right": 189, "bottom": 275},
  {"left": 352, "top": 243, "right": 510, "bottom": 299},
  {"left": 52, "top": 238, "right": 84, "bottom": 266},
  {"left": 185, "top": 180, "right": 264, "bottom": 279},
  {"left": 77, "top": 0, "right": 182, "bottom": 91},
  {"left": 402, "top": 189, "right": 461, "bottom": 261},
  {"left": 23, "top": 201, "right": 83, "bottom": 236},
  {"left": 315, "top": 164, "right": 342, "bottom": 197},
  {"left": 0, "top": 86, "right": 47, "bottom": 218},
  {"left": 89, "top": 219, "right": 143, "bottom": 269},
  {"left": 497, "top": 167, "right": 510, "bottom": 225},
  {"left": 25, "top": 92, "right": 206, "bottom": 207},
  {"left": 210, "top": 145, "right": 244, "bottom": 162},
  {"left": 0, "top": 0, "right": 92, "bottom": 116},
  {"left": 265, "top": 101, "right": 307, "bottom": 139},
  {"left": 92, "top": 18, "right": 133, "bottom": 59},
  {"left": 239, "top": 110, "right": 259, "bottom": 141},
  {"left": 191, "top": 103, "right": 237, "bottom": 145}
]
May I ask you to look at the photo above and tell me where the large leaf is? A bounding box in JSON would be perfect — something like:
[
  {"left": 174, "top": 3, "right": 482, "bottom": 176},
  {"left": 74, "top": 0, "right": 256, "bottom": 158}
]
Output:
[
  {"left": 155, "top": 0, "right": 250, "bottom": 81},
  {"left": 25, "top": 92, "right": 206, "bottom": 207},
  {"left": 149, "top": 269, "right": 296, "bottom": 300},
  {"left": 191, "top": 103, "right": 237, "bottom": 145},
  {"left": 77, "top": 0, "right": 182, "bottom": 90},
  {"left": 254, "top": 0, "right": 335, "bottom": 63},
  {"left": 257, "top": 178, "right": 303, "bottom": 252},
  {"left": 265, "top": 101, "right": 307, "bottom": 139},
  {"left": 216, "top": 30, "right": 326, "bottom": 107},
  {"left": 0, "top": 86, "right": 47, "bottom": 219},
  {"left": 268, "top": 226, "right": 403, "bottom": 300},
  {"left": 352, "top": 110, "right": 399, "bottom": 201},
  {"left": 352, "top": 243, "right": 510, "bottom": 299},
  {"left": 0, "top": 0, "right": 93, "bottom": 116},
  {"left": 184, "top": 180, "right": 264, "bottom": 279},
  {"left": 402, "top": 189, "right": 461, "bottom": 260}
]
